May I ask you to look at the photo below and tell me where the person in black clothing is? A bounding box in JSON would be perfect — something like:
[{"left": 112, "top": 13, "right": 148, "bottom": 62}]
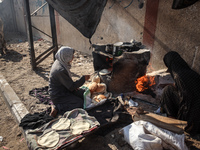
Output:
[
  {"left": 49, "top": 46, "right": 90, "bottom": 117},
  {"left": 161, "top": 51, "right": 200, "bottom": 134}
]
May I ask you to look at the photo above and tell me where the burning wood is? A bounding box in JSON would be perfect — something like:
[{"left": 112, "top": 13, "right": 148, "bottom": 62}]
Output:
[
  {"left": 126, "top": 91, "right": 158, "bottom": 106},
  {"left": 122, "top": 70, "right": 175, "bottom": 110},
  {"left": 135, "top": 75, "right": 156, "bottom": 92}
]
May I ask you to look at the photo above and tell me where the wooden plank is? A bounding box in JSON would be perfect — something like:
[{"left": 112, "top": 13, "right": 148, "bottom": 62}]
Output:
[{"left": 133, "top": 110, "right": 187, "bottom": 134}]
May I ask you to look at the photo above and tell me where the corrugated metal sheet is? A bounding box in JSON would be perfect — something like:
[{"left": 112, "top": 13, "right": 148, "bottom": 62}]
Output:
[{"left": 46, "top": 0, "right": 107, "bottom": 38}]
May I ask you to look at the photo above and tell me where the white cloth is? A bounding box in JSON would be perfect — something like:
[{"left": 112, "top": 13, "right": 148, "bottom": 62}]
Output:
[{"left": 55, "top": 46, "right": 74, "bottom": 77}]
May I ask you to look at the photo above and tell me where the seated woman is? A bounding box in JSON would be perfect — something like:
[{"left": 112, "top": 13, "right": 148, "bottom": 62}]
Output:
[
  {"left": 161, "top": 51, "right": 200, "bottom": 134},
  {"left": 49, "top": 46, "right": 90, "bottom": 117}
]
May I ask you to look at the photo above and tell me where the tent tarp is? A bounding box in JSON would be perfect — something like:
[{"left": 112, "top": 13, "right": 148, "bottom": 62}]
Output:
[
  {"left": 46, "top": 0, "right": 107, "bottom": 38},
  {"left": 172, "top": 0, "right": 199, "bottom": 9}
]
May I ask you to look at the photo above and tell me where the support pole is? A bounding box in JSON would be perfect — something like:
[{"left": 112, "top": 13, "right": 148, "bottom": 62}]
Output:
[
  {"left": 49, "top": 4, "right": 58, "bottom": 60},
  {"left": 10, "top": 0, "right": 18, "bottom": 31},
  {"left": 24, "top": 0, "right": 36, "bottom": 69}
]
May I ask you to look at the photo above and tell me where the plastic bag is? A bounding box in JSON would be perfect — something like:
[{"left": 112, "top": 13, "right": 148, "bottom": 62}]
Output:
[
  {"left": 80, "top": 86, "right": 91, "bottom": 109},
  {"left": 81, "top": 86, "right": 110, "bottom": 110}
]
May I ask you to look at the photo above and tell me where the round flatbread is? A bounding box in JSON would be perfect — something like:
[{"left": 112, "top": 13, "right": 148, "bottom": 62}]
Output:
[
  {"left": 51, "top": 118, "right": 70, "bottom": 130},
  {"left": 88, "top": 82, "right": 98, "bottom": 93},
  {"left": 92, "top": 75, "right": 100, "bottom": 83},
  {"left": 70, "top": 121, "right": 90, "bottom": 135},
  {"left": 38, "top": 130, "right": 59, "bottom": 148},
  {"left": 96, "top": 83, "right": 106, "bottom": 93}
]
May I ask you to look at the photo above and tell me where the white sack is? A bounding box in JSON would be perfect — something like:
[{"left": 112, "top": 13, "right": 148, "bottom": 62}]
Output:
[
  {"left": 121, "top": 122, "right": 162, "bottom": 150},
  {"left": 121, "top": 120, "right": 188, "bottom": 150}
]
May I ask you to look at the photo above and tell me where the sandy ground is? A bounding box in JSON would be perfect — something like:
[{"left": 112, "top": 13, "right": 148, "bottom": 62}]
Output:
[
  {"left": 0, "top": 32, "right": 200, "bottom": 150},
  {"left": 0, "top": 96, "right": 28, "bottom": 150}
]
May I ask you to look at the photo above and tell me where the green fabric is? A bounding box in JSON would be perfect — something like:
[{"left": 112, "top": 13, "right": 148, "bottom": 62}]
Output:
[{"left": 80, "top": 86, "right": 90, "bottom": 109}]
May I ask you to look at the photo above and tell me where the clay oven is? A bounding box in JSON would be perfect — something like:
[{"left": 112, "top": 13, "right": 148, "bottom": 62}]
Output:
[{"left": 92, "top": 42, "right": 150, "bottom": 94}]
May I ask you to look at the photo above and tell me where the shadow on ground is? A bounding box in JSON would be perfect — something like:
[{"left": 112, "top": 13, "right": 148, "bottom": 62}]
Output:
[{"left": 0, "top": 49, "right": 24, "bottom": 62}]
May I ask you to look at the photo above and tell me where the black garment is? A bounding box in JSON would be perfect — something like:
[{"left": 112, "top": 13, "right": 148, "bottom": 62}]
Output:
[
  {"left": 161, "top": 51, "right": 200, "bottom": 134},
  {"left": 49, "top": 60, "right": 85, "bottom": 101},
  {"left": 49, "top": 60, "right": 86, "bottom": 113},
  {"left": 161, "top": 85, "right": 180, "bottom": 118},
  {"left": 19, "top": 108, "right": 54, "bottom": 130},
  {"left": 29, "top": 86, "right": 52, "bottom": 105},
  {"left": 87, "top": 99, "right": 132, "bottom": 136},
  {"left": 55, "top": 89, "right": 85, "bottom": 115}
]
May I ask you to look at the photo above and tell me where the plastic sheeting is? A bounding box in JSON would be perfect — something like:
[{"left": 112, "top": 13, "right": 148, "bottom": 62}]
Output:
[{"left": 46, "top": 0, "right": 107, "bottom": 38}]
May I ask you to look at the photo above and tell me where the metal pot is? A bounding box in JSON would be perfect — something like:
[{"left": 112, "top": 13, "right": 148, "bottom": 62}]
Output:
[
  {"left": 105, "top": 44, "right": 113, "bottom": 54},
  {"left": 113, "top": 42, "right": 123, "bottom": 56}
]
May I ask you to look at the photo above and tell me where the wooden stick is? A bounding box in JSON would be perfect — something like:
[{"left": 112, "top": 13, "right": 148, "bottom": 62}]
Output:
[{"left": 133, "top": 111, "right": 187, "bottom": 134}]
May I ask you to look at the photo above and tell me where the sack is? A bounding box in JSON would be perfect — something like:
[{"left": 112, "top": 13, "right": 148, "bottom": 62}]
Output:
[
  {"left": 172, "top": 0, "right": 199, "bottom": 9},
  {"left": 120, "top": 121, "right": 188, "bottom": 150}
]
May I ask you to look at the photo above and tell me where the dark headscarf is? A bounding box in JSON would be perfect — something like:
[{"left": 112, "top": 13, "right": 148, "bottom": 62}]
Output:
[{"left": 163, "top": 51, "right": 200, "bottom": 134}]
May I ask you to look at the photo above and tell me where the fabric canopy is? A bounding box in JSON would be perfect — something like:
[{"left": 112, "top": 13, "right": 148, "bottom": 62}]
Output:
[
  {"left": 46, "top": 0, "right": 107, "bottom": 38},
  {"left": 172, "top": 0, "right": 199, "bottom": 9}
]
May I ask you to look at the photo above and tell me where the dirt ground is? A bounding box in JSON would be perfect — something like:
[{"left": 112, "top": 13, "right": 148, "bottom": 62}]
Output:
[
  {"left": 0, "top": 32, "right": 200, "bottom": 150},
  {"left": 0, "top": 95, "right": 28, "bottom": 150},
  {"left": 0, "top": 32, "right": 132, "bottom": 150}
]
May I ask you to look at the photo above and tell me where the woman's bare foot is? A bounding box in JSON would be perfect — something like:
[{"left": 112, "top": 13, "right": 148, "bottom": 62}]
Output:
[{"left": 50, "top": 105, "right": 58, "bottom": 118}]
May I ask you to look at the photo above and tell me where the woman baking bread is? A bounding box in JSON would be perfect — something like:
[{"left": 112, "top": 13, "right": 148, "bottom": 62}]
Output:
[
  {"left": 49, "top": 46, "right": 90, "bottom": 117},
  {"left": 161, "top": 51, "right": 200, "bottom": 134}
]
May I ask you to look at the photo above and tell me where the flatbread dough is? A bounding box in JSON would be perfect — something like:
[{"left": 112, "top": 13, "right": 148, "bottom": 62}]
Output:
[
  {"left": 51, "top": 118, "right": 71, "bottom": 130},
  {"left": 38, "top": 130, "right": 59, "bottom": 148},
  {"left": 70, "top": 121, "right": 90, "bottom": 135}
]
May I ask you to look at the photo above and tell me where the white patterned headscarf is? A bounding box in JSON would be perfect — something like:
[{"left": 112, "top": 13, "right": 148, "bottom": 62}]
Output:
[{"left": 55, "top": 46, "right": 75, "bottom": 77}]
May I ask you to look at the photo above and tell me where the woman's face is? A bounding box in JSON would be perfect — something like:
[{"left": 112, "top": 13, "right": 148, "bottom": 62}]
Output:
[{"left": 69, "top": 55, "right": 74, "bottom": 64}]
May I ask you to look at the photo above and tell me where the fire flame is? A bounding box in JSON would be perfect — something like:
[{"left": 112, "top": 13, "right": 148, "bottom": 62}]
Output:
[{"left": 135, "top": 75, "right": 156, "bottom": 92}]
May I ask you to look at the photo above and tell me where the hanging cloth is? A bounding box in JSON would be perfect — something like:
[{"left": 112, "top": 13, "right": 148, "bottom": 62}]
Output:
[
  {"left": 46, "top": 0, "right": 108, "bottom": 38},
  {"left": 172, "top": 0, "right": 199, "bottom": 9}
]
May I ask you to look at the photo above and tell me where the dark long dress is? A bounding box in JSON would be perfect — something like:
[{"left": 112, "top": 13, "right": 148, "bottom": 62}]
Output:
[
  {"left": 49, "top": 60, "right": 85, "bottom": 115},
  {"left": 161, "top": 51, "right": 200, "bottom": 134}
]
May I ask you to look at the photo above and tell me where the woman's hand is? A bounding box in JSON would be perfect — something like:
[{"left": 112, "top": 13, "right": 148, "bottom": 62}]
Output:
[{"left": 84, "top": 75, "right": 90, "bottom": 81}]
